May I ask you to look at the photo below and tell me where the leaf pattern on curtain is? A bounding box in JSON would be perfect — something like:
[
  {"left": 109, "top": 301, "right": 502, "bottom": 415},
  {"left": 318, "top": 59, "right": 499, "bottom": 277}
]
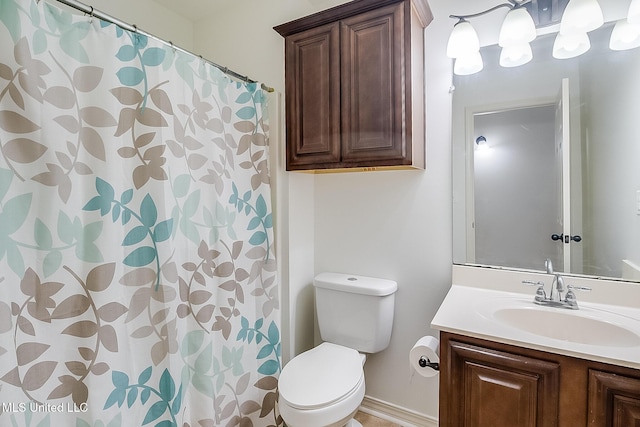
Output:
[{"left": 0, "top": 1, "right": 281, "bottom": 426}]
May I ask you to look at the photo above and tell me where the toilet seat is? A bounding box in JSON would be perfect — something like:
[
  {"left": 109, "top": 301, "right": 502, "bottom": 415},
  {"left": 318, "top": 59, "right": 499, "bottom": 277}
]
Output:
[{"left": 279, "top": 342, "right": 363, "bottom": 410}]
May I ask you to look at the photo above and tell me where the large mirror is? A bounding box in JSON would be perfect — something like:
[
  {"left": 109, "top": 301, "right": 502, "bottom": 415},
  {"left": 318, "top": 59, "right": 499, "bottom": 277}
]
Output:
[{"left": 452, "top": 19, "right": 640, "bottom": 282}]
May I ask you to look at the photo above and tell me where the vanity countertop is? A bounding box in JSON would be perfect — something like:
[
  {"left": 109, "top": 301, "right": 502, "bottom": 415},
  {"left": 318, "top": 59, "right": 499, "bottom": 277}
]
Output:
[{"left": 431, "top": 265, "right": 640, "bottom": 370}]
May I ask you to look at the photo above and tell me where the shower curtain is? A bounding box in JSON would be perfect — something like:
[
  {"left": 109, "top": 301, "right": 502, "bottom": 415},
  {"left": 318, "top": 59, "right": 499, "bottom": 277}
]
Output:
[{"left": 0, "top": 1, "right": 281, "bottom": 426}]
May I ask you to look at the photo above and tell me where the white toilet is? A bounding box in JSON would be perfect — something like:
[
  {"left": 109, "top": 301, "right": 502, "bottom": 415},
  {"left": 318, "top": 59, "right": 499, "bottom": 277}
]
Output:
[{"left": 278, "top": 272, "right": 397, "bottom": 427}]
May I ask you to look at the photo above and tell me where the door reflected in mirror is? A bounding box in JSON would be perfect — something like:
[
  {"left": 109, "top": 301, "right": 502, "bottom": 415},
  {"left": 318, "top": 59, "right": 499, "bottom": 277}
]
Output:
[{"left": 472, "top": 104, "right": 561, "bottom": 271}]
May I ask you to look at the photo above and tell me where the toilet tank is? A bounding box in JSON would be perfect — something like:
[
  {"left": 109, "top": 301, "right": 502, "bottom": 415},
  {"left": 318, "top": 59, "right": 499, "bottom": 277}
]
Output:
[{"left": 314, "top": 272, "right": 397, "bottom": 353}]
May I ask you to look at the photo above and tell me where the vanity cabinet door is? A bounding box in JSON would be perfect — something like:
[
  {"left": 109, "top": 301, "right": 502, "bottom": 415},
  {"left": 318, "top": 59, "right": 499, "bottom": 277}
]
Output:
[
  {"left": 588, "top": 370, "right": 640, "bottom": 426},
  {"left": 441, "top": 339, "right": 560, "bottom": 427}
]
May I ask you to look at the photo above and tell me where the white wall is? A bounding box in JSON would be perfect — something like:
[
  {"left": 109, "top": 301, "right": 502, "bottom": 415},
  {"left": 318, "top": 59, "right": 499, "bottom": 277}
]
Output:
[{"left": 80, "top": 0, "right": 194, "bottom": 49}]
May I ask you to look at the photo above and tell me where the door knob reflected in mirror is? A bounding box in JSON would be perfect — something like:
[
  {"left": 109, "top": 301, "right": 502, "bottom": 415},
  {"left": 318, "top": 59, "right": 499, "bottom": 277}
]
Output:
[{"left": 551, "top": 234, "right": 582, "bottom": 243}]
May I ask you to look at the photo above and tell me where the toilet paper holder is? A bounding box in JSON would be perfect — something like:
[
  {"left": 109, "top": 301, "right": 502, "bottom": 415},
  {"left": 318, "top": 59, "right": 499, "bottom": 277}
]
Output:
[{"left": 418, "top": 356, "right": 439, "bottom": 371}]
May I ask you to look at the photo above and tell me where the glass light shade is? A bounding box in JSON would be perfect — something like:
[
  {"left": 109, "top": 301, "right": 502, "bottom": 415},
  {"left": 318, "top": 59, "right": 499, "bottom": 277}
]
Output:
[
  {"left": 499, "top": 8, "right": 537, "bottom": 47},
  {"left": 610, "top": 20, "right": 640, "bottom": 50},
  {"left": 553, "top": 32, "right": 590, "bottom": 58},
  {"left": 454, "top": 52, "right": 484, "bottom": 75},
  {"left": 499, "top": 43, "right": 533, "bottom": 67},
  {"left": 447, "top": 21, "right": 480, "bottom": 59},
  {"left": 560, "top": 0, "right": 604, "bottom": 34},
  {"left": 628, "top": 0, "right": 640, "bottom": 25}
]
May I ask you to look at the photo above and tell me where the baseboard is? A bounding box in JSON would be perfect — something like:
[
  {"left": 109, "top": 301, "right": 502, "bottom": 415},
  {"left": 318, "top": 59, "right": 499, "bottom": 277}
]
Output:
[{"left": 359, "top": 395, "right": 438, "bottom": 427}]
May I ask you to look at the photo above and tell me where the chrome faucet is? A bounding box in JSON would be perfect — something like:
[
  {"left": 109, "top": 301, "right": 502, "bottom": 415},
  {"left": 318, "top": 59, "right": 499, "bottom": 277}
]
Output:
[
  {"left": 522, "top": 259, "right": 591, "bottom": 310},
  {"left": 546, "top": 259, "right": 564, "bottom": 302}
]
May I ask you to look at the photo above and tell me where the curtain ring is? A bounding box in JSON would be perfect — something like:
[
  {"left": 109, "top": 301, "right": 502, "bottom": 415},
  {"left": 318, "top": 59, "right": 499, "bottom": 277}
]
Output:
[
  {"left": 169, "top": 41, "right": 176, "bottom": 52},
  {"left": 88, "top": 6, "right": 94, "bottom": 23}
]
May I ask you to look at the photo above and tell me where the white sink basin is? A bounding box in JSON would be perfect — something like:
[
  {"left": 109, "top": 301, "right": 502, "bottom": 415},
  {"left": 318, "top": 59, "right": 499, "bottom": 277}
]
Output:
[
  {"left": 492, "top": 306, "right": 640, "bottom": 347},
  {"left": 432, "top": 282, "right": 640, "bottom": 370}
]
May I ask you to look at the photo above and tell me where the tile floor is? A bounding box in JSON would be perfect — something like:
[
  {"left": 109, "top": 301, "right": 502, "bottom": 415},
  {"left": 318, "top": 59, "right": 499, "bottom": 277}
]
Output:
[{"left": 354, "top": 411, "right": 402, "bottom": 427}]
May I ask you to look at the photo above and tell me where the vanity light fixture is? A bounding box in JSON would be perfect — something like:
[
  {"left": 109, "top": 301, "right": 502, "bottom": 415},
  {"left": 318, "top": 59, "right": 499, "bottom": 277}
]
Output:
[
  {"left": 559, "top": 0, "right": 604, "bottom": 35},
  {"left": 552, "top": 0, "right": 603, "bottom": 58},
  {"left": 446, "top": 20, "right": 480, "bottom": 59},
  {"left": 500, "top": 43, "right": 533, "bottom": 67},
  {"left": 454, "top": 51, "right": 484, "bottom": 75},
  {"left": 447, "top": 0, "right": 536, "bottom": 74},
  {"left": 498, "top": 7, "right": 537, "bottom": 47},
  {"left": 450, "top": 0, "right": 640, "bottom": 76},
  {"left": 552, "top": 31, "right": 591, "bottom": 59},
  {"left": 609, "top": 19, "right": 640, "bottom": 50},
  {"left": 609, "top": 0, "right": 640, "bottom": 51}
]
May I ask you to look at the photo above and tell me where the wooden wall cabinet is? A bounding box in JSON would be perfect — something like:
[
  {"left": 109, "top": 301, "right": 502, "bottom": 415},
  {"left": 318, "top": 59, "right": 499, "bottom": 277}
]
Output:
[
  {"left": 274, "top": 0, "right": 432, "bottom": 172},
  {"left": 439, "top": 332, "right": 640, "bottom": 427}
]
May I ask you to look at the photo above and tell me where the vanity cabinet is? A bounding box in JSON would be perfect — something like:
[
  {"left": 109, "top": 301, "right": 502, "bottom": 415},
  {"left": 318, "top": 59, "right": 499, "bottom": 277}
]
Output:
[
  {"left": 274, "top": 0, "right": 432, "bottom": 171},
  {"left": 439, "top": 332, "right": 640, "bottom": 427}
]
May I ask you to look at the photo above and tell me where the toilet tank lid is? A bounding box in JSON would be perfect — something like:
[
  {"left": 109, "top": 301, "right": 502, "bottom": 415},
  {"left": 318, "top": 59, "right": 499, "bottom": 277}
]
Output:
[{"left": 314, "top": 272, "right": 397, "bottom": 296}]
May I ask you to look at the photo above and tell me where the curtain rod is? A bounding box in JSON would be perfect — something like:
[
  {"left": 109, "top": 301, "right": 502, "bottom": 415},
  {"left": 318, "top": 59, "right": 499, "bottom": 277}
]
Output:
[{"left": 44, "top": 0, "right": 275, "bottom": 93}]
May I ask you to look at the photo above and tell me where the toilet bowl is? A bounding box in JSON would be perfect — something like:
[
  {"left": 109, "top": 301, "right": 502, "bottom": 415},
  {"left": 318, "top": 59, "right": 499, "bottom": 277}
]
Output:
[
  {"left": 279, "top": 273, "right": 397, "bottom": 427},
  {"left": 278, "top": 342, "right": 366, "bottom": 427}
]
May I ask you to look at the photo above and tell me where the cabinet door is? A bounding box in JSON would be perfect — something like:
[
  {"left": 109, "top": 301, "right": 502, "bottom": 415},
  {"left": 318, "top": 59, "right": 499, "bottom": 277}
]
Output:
[
  {"left": 442, "top": 340, "right": 560, "bottom": 427},
  {"left": 588, "top": 370, "right": 640, "bottom": 426},
  {"left": 340, "top": 2, "right": 408, "bottom": 164},
  {"left": 284, "top": 22, "right": 341, "bottom": 169}
]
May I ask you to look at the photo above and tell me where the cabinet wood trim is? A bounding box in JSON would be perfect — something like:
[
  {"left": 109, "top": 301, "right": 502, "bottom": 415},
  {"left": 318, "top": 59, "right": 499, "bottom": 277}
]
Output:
[
  {"left": 274, "top": 0, "right": 431, "bottom": 37},
  {"left": 588, "top": 369, "right": 640, "bottom": 427}
]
